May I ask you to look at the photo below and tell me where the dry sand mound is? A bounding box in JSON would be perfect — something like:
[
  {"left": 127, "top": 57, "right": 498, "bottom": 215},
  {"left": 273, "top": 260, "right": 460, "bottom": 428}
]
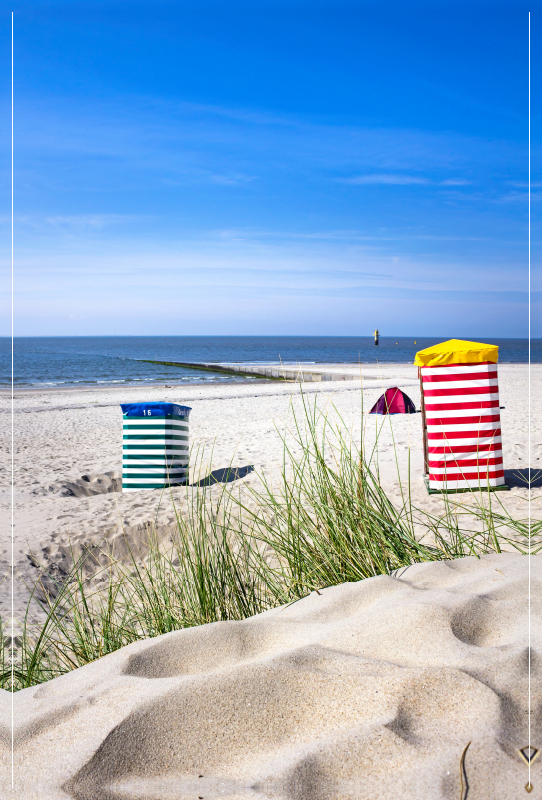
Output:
[
  {"left": 59, "top": 471, "right": 123, "bottom": 498},
  {"left": 1, "top": 553, "right": 540, "bottom": 799}
]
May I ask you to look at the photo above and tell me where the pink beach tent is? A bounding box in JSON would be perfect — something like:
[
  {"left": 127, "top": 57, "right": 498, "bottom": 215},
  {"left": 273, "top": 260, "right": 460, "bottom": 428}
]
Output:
[{"left": 369, "top": 387, "right": 417, "bottom": 415}]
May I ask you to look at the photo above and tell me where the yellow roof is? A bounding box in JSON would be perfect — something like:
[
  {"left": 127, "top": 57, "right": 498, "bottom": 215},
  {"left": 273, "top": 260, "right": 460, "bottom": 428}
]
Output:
[{"left": 414, "top": 339, "right": 499, "bottom": 367}]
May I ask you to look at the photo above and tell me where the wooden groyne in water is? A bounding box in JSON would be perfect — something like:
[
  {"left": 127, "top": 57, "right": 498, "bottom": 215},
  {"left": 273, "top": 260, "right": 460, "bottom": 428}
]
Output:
[{"left": 141, "top": 360, "right": 359, "bottom": 383}]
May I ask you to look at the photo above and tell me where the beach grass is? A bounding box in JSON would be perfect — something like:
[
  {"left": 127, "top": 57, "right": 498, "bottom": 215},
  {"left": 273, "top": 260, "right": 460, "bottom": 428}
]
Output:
[{"left": 2, "top": 392, "right": 539, "bottom": 691}]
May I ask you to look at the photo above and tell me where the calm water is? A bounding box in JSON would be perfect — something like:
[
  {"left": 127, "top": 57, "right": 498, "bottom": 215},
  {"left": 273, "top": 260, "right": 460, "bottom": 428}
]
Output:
[{"left": 0, "top": 336, "right": 537, "bottom": 389}]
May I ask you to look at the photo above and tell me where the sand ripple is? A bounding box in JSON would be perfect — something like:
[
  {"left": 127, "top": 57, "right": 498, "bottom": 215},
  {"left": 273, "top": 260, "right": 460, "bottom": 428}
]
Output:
[{"left": 1, "top": 552, "right": 539, "bottom": 799}]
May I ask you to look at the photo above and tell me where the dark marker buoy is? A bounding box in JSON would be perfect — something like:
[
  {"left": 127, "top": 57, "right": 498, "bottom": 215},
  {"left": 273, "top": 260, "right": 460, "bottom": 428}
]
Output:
[{"left": 374, "top": 329, "right": 379, "bottom": 345}]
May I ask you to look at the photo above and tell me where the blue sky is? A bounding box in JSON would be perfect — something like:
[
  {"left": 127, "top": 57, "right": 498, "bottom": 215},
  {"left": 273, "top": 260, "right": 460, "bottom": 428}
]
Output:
[{"left": 0, "top": 0, "right": 539, "bottom": 336}]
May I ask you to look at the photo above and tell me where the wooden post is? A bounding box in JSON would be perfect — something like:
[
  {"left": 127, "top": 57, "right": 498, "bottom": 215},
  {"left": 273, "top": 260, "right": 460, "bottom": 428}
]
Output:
[{"left": 419, "top": 366, "right": 429, "bottom": 476}]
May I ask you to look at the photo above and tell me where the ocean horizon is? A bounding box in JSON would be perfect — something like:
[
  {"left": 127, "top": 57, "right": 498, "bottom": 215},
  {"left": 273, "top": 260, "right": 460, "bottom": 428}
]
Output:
[{"left": 1, "top": 335, "right": 538, "bottom": 389}]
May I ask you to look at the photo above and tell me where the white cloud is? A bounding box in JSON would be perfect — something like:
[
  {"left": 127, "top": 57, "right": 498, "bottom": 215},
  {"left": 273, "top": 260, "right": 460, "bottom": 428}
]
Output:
[
  {"left": 339, "top": 174, "right": 430, "bottom": 185},
  {"left": 44, "top": 214, "right": 138, "bottom": 229},
  {"left": 339, "top": 175, "right": 472, "bottom": 187},
  {"left": 506, "top": 181, "right": 542, "bottom": 189},
  {"left": 439, "top": 178, "right": 471, "bottom": 186}
]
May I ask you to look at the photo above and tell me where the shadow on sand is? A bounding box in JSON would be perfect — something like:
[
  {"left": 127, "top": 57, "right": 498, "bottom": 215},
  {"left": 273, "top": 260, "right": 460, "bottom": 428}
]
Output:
[
  {"left": 504, "top": 468, "right": 542, "bottom": 489},
  {"left": 192, "top": 465, "right": 255, "bottom": 487}
]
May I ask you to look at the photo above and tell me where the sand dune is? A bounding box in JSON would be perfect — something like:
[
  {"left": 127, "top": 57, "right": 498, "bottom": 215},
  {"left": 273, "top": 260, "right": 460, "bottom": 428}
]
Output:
[{"left": 1, "top": 552, "right": 539, "bottom": 799}]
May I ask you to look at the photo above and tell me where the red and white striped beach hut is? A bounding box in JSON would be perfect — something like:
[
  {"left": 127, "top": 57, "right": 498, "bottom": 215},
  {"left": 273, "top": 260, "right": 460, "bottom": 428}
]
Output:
[{"left": 414, "top": 339, "right": 507, "bottom": 492}]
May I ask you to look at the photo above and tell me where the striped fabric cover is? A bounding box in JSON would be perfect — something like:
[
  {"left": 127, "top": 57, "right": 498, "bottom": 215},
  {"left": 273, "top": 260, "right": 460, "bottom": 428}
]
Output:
[
  {"left": 420, "top": 362, "right": 505, "bottom": 491},
  {"left": 121, "top": 403, "right": 190, "bottom": 492}
]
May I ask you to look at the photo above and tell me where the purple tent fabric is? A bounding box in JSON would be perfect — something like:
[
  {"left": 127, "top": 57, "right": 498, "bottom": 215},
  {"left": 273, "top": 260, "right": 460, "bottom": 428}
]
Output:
[{"left": 369, "top": 387, "right": 417, "bottom": 415}]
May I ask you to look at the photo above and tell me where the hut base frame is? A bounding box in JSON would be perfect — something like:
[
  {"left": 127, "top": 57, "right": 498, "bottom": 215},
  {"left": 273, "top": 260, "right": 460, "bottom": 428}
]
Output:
[{"left": 423, "top": 476, "right": 510, "bottom": 495}]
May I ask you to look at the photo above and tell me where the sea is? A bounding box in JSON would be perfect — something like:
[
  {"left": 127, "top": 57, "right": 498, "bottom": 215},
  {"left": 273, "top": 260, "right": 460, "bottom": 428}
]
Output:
[{"left": 0, "top": 336, "right": 538, "bottom": 389}]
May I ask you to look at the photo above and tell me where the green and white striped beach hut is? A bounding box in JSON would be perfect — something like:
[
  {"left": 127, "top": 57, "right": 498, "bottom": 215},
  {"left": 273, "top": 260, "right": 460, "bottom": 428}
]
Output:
[{"left": 120, "top": 402, "right": 191, "bottom": 492}]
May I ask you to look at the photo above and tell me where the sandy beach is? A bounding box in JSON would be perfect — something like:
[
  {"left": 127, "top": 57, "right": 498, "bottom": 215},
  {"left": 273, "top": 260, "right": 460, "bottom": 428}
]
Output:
[
  {"left": 1, "top": 362, "right": 539, "bottom": 627},
  {"left": 0, "top": 363, "right": 539, "bottom": 798},
  {"left": 3, "top": 3, "right": 536, "bottom": 794},
  {"left": 2, "top": 551, "right": 540, "bottom": 799}
]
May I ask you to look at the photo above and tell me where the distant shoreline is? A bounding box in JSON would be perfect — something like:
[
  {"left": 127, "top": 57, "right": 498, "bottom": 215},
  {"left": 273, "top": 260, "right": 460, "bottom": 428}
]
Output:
[
  {"left": 0, "top": 360, "right": 531, "bottom": 397},
  {"left": 0, "top": 377, "right": 267, "bottom": 397},
  {"left": 2, "top": 337, "right": 535, "bottom": 391}
]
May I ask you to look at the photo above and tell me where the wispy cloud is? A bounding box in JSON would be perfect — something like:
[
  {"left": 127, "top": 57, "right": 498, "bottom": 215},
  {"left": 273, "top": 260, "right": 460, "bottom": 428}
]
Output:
[
  {"left": 10, "top": 94, "right": 523, "bottom": 193},
  {"left": 44, "top": 214, "right": 138, "bottom": 229},
  {"left": 339, "top": 174, "right": 472, "bottom": 187},
  {"left": 212, "top": 227, "right": 488, "bottom": 244},
  {"left": 506, "top": 181, "right": 542, "bottom": 189},
  {"left": 1, "top": 94, "right": 530, "bottom": 335},
  {"left": 339, "top": 174, "right": 430, "bottom": 185},
  {"left": 440, "top": 178, "right": 471, "bottom": 186}
]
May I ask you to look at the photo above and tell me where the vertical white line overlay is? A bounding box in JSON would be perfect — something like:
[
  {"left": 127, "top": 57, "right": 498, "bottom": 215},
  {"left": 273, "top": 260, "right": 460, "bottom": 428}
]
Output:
[
  {"left": 10, "top": 9, "right": 14, "bottom": 790},
  {"left": 528, "top": 9, "right": 531, "bottom": 793}
]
